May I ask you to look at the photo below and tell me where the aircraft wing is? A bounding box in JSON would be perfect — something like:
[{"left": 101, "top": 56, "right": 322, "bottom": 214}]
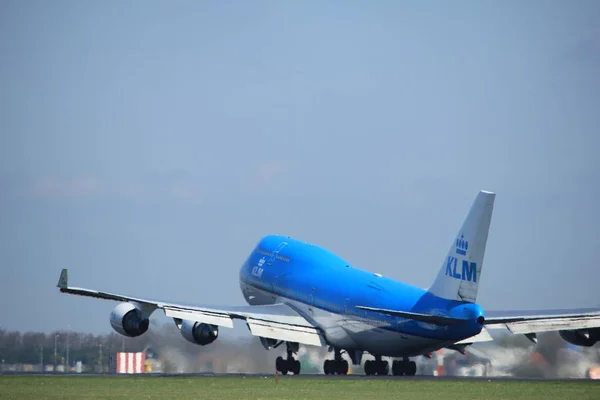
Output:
[
  {"left": 482, "top": 307, "right": 600, "bottom": 335},
  {"left": 56, "top": 269, "right": 326, "bottom": 347}
]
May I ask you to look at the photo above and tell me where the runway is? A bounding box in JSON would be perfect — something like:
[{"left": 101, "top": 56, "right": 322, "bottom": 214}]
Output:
[{"left": 1, "top": 371, "right": 596, "bottom": 382}]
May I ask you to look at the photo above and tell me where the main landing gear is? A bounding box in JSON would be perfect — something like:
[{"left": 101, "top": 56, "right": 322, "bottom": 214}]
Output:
[
  {"left": 363, "top": 356, "right": 417, "bottom": 376},
  {"left": 275, "top": 342, "right": 301, "bottom": 375},
  {"left": 364, "top": 355, "right": 389, "bottom": 375},
  {"left": 391, "top": 358, "right": 417, "bottom": 376},
  {"left": 323, "top": 348, "right": 349, "bottom": 375}
]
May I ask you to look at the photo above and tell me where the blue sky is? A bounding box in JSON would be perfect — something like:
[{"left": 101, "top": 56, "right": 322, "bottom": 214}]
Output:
[{"left": 1, "top": 0, "right": 599, "bottom": 334}]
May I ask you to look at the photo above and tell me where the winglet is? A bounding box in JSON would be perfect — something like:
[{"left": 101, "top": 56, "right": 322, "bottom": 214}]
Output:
[{"left": 57, "top": 269, "right": 68, "bottom": 289}]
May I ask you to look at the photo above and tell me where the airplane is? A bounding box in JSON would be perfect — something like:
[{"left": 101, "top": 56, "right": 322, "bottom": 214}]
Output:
[{"left": 56, "top": 190, "right": 600, "bottom": 375}]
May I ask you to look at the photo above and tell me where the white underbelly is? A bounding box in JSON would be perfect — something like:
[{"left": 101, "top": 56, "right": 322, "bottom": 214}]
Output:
[
  {"left": 284, "top": 298, "right": 445, "bottom": 358},
  {"left": 241, "top": 284, "right": 446, "bottom": 358}
]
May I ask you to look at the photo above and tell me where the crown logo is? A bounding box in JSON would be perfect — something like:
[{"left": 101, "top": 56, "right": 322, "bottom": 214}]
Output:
[{"left": 455, "top": 234, "right": 468, "bottom": 256}]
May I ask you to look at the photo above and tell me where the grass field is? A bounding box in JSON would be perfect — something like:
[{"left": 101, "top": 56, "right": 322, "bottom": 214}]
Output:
[{"left": 1, "top": 376, "right": 599, "bottom": 400}]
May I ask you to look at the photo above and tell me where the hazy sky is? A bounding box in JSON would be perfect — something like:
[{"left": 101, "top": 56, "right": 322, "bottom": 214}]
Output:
[{"left": 1, "top": 0, "right": 599, "bottom": 335}]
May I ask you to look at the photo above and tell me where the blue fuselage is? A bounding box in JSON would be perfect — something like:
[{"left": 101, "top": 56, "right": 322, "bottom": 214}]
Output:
[{"left": 239, "top": 234, "right": 484, "bottom": 357}]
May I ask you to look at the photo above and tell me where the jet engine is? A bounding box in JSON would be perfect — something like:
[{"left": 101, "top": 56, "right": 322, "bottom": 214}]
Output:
[
  {"left": 559, "top": 328, "right": 600, "bottom": 347},
  {"left": 180, "top": 320, "right": 219, "bottom": 346},
  {"left": 110, "top": 302, "right": 150, "bottom": 337}
]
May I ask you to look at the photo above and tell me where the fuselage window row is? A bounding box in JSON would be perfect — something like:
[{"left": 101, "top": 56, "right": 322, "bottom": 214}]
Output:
[{"left": 256, "top": 249, "right": 290, "bottom": 262}]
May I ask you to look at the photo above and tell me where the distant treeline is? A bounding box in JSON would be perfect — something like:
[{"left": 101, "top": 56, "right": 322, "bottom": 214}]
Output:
[
  {"left": 0, "top": 327, "right": 149, "bottom": 366},
  {"left": 0, "top": 321, "right": 274, "bottom": 373}
]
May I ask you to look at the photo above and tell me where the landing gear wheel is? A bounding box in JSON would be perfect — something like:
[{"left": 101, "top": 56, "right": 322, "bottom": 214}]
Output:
[
  {"left": 323, "top": 348, "right": 350, "bottom": 375},
  {"left": 379, "top": 360, "right": 389, "bottom": 376},
  {"left": 276, "top": 343, "right": 302, "bottom": 375},
  {"left": 392, "top": 360, "right": 401, "bottom": 376},
  {"left": 323, "top": 358, "right": 348, "bottom": 375},
  {"left": 338, "top": 359, "right": 349, "bottom": 375},
  {"left": 392, "top": 359, "right": 417, "bottom": 376},
  {"left": 292, "top": 360, "right": 301, "bottom": 375},
  {"left": 364, "top": 360, "right": 373, "bottom": 376},
  {"left": 364, "top": 357, "right": 389, "bottom": 375},
  {"left": 407, "top": 361, "right": 416, "bottom": 376},
  {"left": 276, "top": 356, "right": 288, "bottom": 375}
]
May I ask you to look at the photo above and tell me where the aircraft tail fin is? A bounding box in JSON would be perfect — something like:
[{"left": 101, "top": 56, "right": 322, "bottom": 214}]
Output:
[{"left": 427, "top": 190, "right": 495, "bottom": 303}]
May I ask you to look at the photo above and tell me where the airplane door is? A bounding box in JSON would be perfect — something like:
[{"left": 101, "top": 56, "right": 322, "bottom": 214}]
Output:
[{"left": 308, "top": 287, "right": 315, "bottom": 317}]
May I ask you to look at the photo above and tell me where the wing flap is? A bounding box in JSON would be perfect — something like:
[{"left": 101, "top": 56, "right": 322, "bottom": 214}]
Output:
[{"left": 246, "top": 318, "right": 326, "bottom": 347}]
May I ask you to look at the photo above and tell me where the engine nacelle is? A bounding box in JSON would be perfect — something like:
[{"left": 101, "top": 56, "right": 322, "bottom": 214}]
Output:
[
  {"left": 259, "top": 336, "right": 278, "bottom": 350},
  {"left": 180, "top": 320, "right": 219, "bottom": 346},
  {"left": 559, "top": 328, "right": 600, "bottom": 347},
  {"left": 110, "top": 302, "right": 150, "bottom": 337}
]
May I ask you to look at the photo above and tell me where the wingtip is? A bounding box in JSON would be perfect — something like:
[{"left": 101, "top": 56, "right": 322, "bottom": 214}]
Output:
[
  {"left": 57, "top": 268, "right": 68, "bottom": 289},
  {"left": 479, "top": 190, "right": 496, "bottom": 204}
]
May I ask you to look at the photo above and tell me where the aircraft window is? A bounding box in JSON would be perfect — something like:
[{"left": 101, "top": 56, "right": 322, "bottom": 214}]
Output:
[
  {"left": 257, "top": 249, "right": 272, "bottom": 256},
  {"left": 256, "top": 248, "right": 290, "bottom": 262}
]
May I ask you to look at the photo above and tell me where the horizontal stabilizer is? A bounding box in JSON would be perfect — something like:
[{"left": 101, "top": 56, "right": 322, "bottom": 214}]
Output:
[{"left": 355, "top": 306, "right": 463, "bottom": 325}]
